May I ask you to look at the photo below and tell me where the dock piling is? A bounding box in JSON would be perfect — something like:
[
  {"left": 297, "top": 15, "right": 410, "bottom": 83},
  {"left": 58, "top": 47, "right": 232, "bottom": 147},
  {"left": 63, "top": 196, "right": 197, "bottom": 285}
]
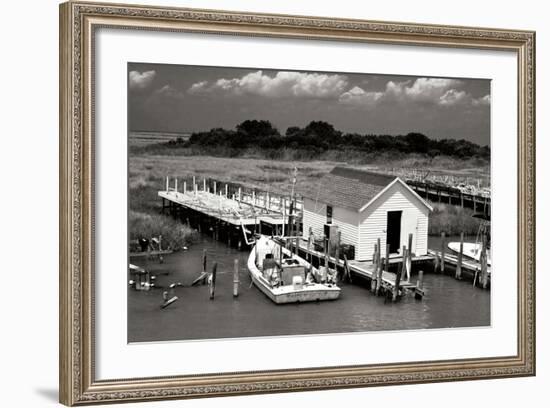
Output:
[
  {"left": 481, "top": 234, "right": 489, "bottom": 289},
  {"left": 440, "top": 232, "right": 446, "bottom": 273},
  {"left": 400, "top": 246, "right": 408, "bottom": 281},
  {"left": 233, "top": 259, "right": 239, "bottom": 297},
  {"left": 456, "top": 232, "right": 464, "bottom": 279},
  {"left": 392, "top": 267, "right": 401, "bottom": 302},
  {"left": 370, "top": 239, "right": 380, "bottom": 293},
  {"left": 209, "top": 262, "right": 217, "bottom": 300},
  {"left": 415, "top": 270, "right": 424, "bottom": 300}
]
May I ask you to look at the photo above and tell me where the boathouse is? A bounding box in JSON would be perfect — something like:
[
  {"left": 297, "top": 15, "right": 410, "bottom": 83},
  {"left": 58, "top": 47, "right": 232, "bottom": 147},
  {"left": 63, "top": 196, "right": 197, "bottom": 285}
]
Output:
[{"left": 302, "top": 167, "right": 432, "bottom": 261}]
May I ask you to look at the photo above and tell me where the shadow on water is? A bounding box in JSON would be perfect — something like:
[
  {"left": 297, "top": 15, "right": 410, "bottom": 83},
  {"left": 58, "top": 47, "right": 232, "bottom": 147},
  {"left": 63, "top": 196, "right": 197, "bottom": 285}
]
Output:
[{"left": 128, "top": 234, "right": 490, "bottom": 342}]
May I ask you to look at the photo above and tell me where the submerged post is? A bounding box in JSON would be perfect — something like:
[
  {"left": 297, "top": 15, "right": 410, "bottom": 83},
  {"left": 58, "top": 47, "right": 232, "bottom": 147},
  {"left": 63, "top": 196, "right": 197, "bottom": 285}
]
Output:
[
  {"left": 233, "top": 259, "right": 239, "bottom": 297},
  {"left": 456, "top": 232, "right": 464, "bottom": 279},
  {"left": 440, "top": 232, "right": 446, "bottom": 273}
]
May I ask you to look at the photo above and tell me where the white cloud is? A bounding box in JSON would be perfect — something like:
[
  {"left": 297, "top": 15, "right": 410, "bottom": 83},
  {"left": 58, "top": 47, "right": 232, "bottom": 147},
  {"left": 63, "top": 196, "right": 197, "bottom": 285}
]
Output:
[
  {"left": 338, "top": 78, "right": 470, "bottom": 107},
  {"left": 129, "top": 70, "right": 156, "bottom": 90},
  {"left": 403, "top": 78, "right": 462, "bottom": 101},
  {"left": 472, "top": 94, "right": 491, "bottom": 106},
  {"left": 188, "top": 81, "right": 208, "bottom": 94},
  {"left": 154, "top": 84, "right": 184, "bottom": 99},
  {"left": 338, "top": 86, "right": 383, "bottom": 105},
  {"left": 187, "top": 70, "right": 348, "bottom": 98},
  {"left": 438, "top": 89, "right": 469, "bottom": 106}
]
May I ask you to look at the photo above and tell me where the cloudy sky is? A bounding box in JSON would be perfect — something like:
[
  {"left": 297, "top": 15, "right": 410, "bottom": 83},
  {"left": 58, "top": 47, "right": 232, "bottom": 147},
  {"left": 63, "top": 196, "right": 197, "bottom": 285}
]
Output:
[{"left": 128, "top": 63, "right": 491, "bottom": 145}]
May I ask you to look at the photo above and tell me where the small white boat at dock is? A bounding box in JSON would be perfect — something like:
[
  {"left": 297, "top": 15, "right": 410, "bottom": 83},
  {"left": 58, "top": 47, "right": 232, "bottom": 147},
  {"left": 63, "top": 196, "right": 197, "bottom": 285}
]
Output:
[
  {"left": 447, "top": 242, "right": 492, "bottom": 266},
  {"left": 248, "top": 235, "right": 340, "bottom": 304}
]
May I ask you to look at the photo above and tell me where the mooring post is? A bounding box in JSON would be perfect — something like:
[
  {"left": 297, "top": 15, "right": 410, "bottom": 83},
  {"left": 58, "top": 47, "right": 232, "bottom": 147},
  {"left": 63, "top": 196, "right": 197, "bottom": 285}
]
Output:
[
  {"left": 213, "top": 181, "right": 217, "bottom": 195},
  {"left": 335, "top": 231, "right": 341, "bottom": 268},
  {"left": 307, "top": 227, "right": 313, "bottom": 266},
  {"left": 393, "top": 261, "right": 402, "bottom": 302},
  {"left": 371, "top": 243, "right": 378, "bottom": 292},
  {"left": 238, "top": 187, "right": 242, "bottom": 202},
  {"left": 481, "top": 233, "right": 489, "bottom": 289},
  {"left": 401, "top": 246, "right": 408, "bottom": 280},
  {"left": 233, "top": 259, "right": 239, "bottom": 297},
  {"left": 385, "top": 244, "right": 390, "bottom": 272},
  {"left": 343, "top": 254, "right": 351, "bottom": 284},
  {"left": 376, "top": 257, "right": 383, "bottom": 295},
  {"left": 415, "top": 270, "right": 424, "bottom": 300},
  {"left": 202, "top": 249, "right": 207, "bottom": 275},
  {"left": 440, "top": 232, "right": 446, "bottom": 273},
  {"left": 209, "top": 262, "right": 217, "bottom": 300},
  {"left": 165, "top": 176, "right": 169, "bottom": 192},
  {"left": 406, "top": 233, "right": 413, "bottom": 281},
  {"left": 183, "top": 181, "right": 187, "bottom": 194},
  {"left": 252, "top": 190, "right": 256, "bottom": 206},
  {"left": 324, "top": 237, "right": 329, "bottom": 273},
  {"left": 266, "top": 192, "right": 270, "bottom": 209},
  {"left": 456, "top": 232, "right": 464, "bottom": 279},
  {"left": 225, "top": 184, "right": 228, "bottom": 198}
]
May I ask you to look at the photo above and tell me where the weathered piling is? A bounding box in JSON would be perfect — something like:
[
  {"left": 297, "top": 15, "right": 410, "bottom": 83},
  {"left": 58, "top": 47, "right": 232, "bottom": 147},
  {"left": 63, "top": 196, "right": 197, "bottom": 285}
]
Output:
[
  {"left": 392, "top": 263, "right": 402, "bottom": 302},
  {"left": 455, "top": 232, "right": 464, "bottom": 280},
  {"left": 343, "top": 254, "right": 352, "bottom": 283},
  {"left": 370, "top": 244, "right": 380, "bottom": 293},
  {"left": 481, "top": 234, "right": 489, "bottom": 289},
  {"left": 335, "top": 231, "right": 341, "bottom": 262},
  {"left": 415, "top": 270, "right": 424, "bottom": 300},
  {"left": 400, "top": 246, "right": 408, "bottom": 281},
  {"left": 307, "top": 227, "right": 313, "bottom": 266},
  {"left": 209, "top": 262, "right": 217, "bottom": 300},
  {"left": 233, "top": 259, "right": 239, "bottom": 297},
  {"left": 440, "top": 232, "right": 446, "bottom": 273}
]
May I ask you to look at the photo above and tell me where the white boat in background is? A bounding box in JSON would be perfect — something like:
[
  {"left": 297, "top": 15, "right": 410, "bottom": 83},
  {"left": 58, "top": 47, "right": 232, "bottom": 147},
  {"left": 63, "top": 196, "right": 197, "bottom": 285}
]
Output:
[
  {"left": 447, "top": 242, "right": 492, "bottom": 266},
  {"left": 247, "top": 235, "right": 340, "bottom": 304}
]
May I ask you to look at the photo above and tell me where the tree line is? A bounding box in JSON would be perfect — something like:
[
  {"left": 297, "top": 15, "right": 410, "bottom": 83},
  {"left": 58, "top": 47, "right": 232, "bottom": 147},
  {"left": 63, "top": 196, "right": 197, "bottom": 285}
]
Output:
[{"left": 168, "top": 120, "right": 490, "bottom": 159}]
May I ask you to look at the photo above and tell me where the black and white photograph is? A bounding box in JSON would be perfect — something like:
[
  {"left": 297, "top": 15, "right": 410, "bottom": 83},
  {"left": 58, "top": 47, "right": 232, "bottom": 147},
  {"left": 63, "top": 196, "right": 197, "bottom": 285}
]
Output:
[{"left": 127, "top": 63, "right": 492, "bottom": 343}]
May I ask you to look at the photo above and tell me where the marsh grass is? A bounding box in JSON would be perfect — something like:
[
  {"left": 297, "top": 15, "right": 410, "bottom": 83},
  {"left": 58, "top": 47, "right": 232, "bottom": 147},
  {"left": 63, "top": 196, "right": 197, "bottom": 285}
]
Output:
[
  {"left": 428, "top": 203, "right": 481, "bottom": 236},
  {"left": 129, "top": 210, "right": 199, "bottom": 251}
]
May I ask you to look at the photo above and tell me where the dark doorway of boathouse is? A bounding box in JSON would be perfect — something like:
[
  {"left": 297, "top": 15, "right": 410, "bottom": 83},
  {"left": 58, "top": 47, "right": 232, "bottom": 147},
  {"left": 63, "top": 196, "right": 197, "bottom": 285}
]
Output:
[{"left": 387, "top": 210, "right": 402, "bottom": 254}]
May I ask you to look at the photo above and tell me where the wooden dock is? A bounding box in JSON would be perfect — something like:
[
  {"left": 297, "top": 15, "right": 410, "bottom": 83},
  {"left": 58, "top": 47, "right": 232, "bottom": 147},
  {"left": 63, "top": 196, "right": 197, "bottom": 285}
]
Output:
[
  {"left": 406, "top": 179, "right": 491, "bottom": 215},
  {"left": 281, "top": 237, "right": 429, "bottom": 301}
]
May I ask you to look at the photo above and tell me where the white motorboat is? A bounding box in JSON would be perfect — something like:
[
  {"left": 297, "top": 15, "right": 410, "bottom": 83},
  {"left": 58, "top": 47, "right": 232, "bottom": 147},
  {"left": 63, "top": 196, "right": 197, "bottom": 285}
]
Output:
[
  {"left": 247, "top": 235, "right": 340, "bottom": 304},
  {"left": 447, "top": 241, "right": 492, "bottom": 266}
]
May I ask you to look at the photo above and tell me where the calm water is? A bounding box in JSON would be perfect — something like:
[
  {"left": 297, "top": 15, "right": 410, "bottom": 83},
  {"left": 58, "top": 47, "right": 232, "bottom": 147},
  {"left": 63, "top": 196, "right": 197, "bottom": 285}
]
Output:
[{"left": 128, "top": 234, "right": 490, "bottom": 342}]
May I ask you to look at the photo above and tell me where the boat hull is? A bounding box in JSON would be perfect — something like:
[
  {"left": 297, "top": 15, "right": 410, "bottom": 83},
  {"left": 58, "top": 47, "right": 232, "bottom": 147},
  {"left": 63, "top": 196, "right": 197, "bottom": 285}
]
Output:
[{"left": 248, "top": 237, "right": 340, "bottom": 304}]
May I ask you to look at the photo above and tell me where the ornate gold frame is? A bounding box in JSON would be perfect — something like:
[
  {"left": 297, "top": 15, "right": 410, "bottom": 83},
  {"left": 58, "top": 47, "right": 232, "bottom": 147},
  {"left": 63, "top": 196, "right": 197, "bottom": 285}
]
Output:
[{"left": 59, "top": 1, "right": 536, "bottom": 405}]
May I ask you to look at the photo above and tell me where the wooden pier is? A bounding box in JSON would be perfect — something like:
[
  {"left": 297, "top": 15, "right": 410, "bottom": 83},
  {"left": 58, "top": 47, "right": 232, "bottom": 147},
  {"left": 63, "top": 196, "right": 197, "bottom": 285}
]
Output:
[
  {"left": 280, "top": 236, "right": 430, "bottom": 301},
  {"left": 159, "top": 177, "right": 296, "bottom": 244},
  {"left": 406, "top": 179, "right": 491, "bottom": 215}
]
